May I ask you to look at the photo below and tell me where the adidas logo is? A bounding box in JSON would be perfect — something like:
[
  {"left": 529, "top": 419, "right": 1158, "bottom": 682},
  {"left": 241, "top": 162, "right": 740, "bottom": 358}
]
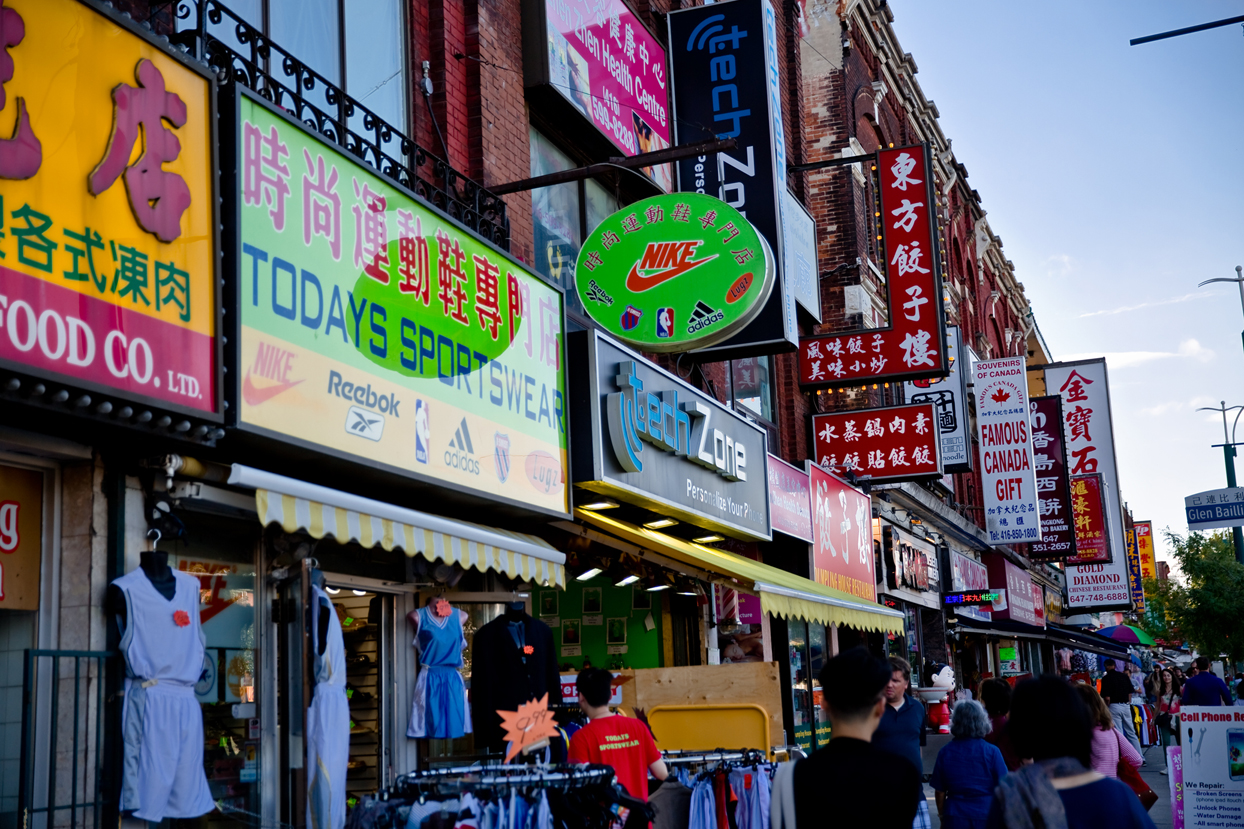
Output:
[
  {"left": 586, "top": 280, "right": 614, "bottom": 306},
  {"left": 686, "top": 300, "right": 725, "bottom": 334},
  {"left": 444, "top": 417, "right": 481, "bottom": 475}
]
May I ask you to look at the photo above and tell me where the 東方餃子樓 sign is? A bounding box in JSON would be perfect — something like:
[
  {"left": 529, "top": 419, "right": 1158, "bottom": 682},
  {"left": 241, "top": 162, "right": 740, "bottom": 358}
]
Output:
[
  {"left": 574, "top": 193, "right": 773, "bottom": 353},
  {"left": 0, "top": 0, "right": 219, "bottom": 418},
  {"left": 799, "top": 145, "right": 948, "bottom": 388},
  {"left": 1185, "top": 487, "right": 1244, "bottom": 531},
  {"left": 236, "top": 92, "right": 568, "bottom": 516}
]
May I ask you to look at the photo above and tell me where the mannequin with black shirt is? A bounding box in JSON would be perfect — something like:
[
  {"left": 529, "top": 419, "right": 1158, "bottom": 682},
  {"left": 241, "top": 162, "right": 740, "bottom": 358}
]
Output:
[{"left": 470, "top": 601, "right": 560, "bottom": 751}]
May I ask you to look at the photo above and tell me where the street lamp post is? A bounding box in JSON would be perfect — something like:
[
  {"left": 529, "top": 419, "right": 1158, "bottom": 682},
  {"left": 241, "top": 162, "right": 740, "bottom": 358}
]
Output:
[
  {"left": 1197, "top": 266, "right": 1244, "bottom": 357},
  {"left": 1195, "top": 401, "right": 1244, "bottom": 564}
]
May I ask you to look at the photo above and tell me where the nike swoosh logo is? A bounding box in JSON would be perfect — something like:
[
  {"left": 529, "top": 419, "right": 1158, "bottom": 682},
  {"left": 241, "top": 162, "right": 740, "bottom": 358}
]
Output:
[
  {"left": 243, "top": 370, "right": 304, "bottom": 406},
  {"left": 625, "top": 253, "right": 718, "bottom": 292}
]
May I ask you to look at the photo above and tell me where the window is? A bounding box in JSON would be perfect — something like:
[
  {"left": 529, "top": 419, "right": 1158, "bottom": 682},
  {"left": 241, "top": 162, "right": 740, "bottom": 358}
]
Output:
[
  {"left": 529, "top": 126, "right": 620, "bottom": 320},
  {"left": 731, "top": 356, "right": 774, "bottom": 423},
  {"left": 195, "top": 0, "right": 408, "bottom": 132}
]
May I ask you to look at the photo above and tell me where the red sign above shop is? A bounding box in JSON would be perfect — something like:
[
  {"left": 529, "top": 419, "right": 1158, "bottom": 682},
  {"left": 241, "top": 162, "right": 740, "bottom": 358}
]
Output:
[
  {"left": 811, "top": 403, "right": 942, "bottom": 483},
  {"left": 1069, "top": 473, "right": 1111, "bottom": 564},
  {"left": 767, "top": 454, "right": 813, "bottom": 542},
  {"left": 985, "top": 555, "right": 1041, "bottom": 628},
  {"left": 798, "top": 145, "right": 948, "bottom": 388},
  {"left": 809, "top": 463, "right": 875, "bottom": 602}
]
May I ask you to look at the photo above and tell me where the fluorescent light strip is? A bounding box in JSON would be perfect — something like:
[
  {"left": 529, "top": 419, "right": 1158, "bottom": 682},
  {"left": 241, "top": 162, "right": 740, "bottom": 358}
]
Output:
[
  {"left": 575, "top": 568, "right": 603, "bottom": 581},
  {"left": 615, "top": 575, "right": 640, "bottom": 586}
]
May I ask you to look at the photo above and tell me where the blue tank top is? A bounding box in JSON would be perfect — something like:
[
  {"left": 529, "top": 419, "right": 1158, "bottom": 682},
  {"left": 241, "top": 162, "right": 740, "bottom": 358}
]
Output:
[{"left": 414, "top": 605, "right": 466, "bottom": 668}]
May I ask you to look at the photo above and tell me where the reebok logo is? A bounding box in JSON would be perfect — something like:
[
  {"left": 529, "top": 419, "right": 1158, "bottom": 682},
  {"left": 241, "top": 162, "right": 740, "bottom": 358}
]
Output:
[
  {"left": 445, "top": 417, "right": 481, "bottom": 475},
  {"left": 585, "top": 279, "right": 614, "bottom": 306},
  {"left": 686, "top": 300, "right": 725, "bottom": 334},
  {"left": 327, "top": 371, "right": 401, "bottom": 416},
  {"left": 345, "top": 406, "right": 385, "bottom": 442},
  {"left": 625, "top": 241, "right": 717, "bottom": 292}
]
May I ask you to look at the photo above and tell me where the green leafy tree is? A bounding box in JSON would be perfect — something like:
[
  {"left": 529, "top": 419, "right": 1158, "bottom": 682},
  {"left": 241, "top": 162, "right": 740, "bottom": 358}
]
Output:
[{"left": 1145, "top": 530, "right": 1244, "bottom": 663}]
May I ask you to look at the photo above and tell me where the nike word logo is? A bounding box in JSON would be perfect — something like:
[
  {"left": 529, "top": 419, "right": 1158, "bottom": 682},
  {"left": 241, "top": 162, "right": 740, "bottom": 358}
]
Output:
[
  {"left": 625, "top": 241, "right": 717, "bottom": 292},
  {"left": 242, "top": 370, "right": 303, "bottom": 406}
]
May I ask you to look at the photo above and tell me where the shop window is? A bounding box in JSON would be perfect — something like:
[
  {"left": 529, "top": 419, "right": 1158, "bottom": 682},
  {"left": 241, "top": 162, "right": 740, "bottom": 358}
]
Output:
[
  {"left": 808, "top": 623, "right": 831, "bottom": 749},
  {"left": 787, "top": 619, "right": 813, "bottom": 752},
  {"left": 0, "top": 612, "right": 34, "bottom": 821},
  {"left": 190, "top": 0, "right": 408, "bottom": 133},
  {"left": 529, "top": 127, "right": 621, "bottom": 322},
  {"left": 730, "top": 357, "right": 774, "bottom": 423}
]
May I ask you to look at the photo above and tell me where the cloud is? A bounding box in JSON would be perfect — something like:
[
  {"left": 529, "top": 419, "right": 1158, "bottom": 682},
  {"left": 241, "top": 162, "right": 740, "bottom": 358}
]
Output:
[
  {"left": 1045, "top": 254, "right": 1073, "bottom": 279},
  {"left": 1141, "top": 395, "right": 1218, "bottom": 417},
  {"left": 1079, "top": 291, "right": 1212, "bottom": 318},
  {"left": 1059, "top": 339, "right": 1214, "bottom": 370}
]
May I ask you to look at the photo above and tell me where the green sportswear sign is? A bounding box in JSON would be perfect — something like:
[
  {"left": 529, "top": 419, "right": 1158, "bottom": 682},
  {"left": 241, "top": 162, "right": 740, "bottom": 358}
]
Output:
[{"left": 574, "top": 193, "right": 774, "bottom": 353}]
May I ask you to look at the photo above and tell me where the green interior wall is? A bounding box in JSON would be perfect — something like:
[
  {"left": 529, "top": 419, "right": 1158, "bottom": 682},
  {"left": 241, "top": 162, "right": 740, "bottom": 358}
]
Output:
[{"left": 534, "top": 574, "right": 663, "bottom": 672}]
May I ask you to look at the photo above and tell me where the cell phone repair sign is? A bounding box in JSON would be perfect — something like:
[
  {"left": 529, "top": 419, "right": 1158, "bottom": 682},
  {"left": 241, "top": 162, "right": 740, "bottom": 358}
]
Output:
[{"left": 1175, "top": 707, "right": 1244, "bottom": 828}]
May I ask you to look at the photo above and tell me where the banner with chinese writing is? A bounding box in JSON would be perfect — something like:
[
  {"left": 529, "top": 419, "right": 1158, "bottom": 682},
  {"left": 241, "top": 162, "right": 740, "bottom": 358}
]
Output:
[
  {"left": 768, "top": 454, "right": 812, "bottom": 541},
  {"left": 905, "top": 326, "right": 970, "bottom": 472},
  {"left": 0, "top": 0, "right": 218, "bottom": 417},
  {"left": 974, "top": 357, "right": 1040, "bottom": 544},
  {"left": 1135, "top": 521, "right": 1156, "bottom": 579},
  {"left": 811, "top": 403, "right": 941, "bottom": 483},
  {"left": 799, "top": 144, "right": 948, "bottom": 387},
  {"left": 1029, "top": 395, "right": 1077, "bottom": 561},
  {"left": 1125, "top": 527, "right": 1145, "bottom": 611},
  {"left": 1045, "top": 359, "right": 1131, "bottom": 611},
  {"left": 809, "top": 462, "right": 874, "bottom": 601},
  {"left": 236, "top": 93, "right": 569, "bottom": 516},
  {"left": 1069, "top": 473, "right": 1110, "bottom": 563}
]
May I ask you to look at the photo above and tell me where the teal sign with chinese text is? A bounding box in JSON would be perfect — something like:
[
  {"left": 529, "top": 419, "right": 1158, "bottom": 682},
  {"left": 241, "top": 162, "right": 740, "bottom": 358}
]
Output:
[{"left": 574, "top": 194, "right": 773, "bottom": 353}]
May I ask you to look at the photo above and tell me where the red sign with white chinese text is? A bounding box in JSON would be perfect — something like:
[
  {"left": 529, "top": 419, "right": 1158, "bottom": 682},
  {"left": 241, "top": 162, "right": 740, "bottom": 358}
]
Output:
[
  {"left": 1069, "top": 473, "right": 1110, "bottom": 563},
  {"left": 809, "top": 462, "right": 875, "bottom": 601},
  {"left": 798, "top": 144, "right": 947, "bottom": 387},
  {"left": 811, "top": 402, "right": 941, "bottom": 483},
  {"left": 1028, "top": 395, "right": 1077, "bottom": 561}
]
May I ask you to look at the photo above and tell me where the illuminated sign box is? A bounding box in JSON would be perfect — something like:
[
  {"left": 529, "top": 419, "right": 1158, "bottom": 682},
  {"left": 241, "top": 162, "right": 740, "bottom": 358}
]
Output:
[{"left": 943, "top": 591, "right": 1002, "bottom": 606}]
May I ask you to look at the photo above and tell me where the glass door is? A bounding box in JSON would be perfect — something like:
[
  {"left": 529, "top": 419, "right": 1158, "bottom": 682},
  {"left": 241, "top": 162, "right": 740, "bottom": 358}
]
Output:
[{"left": 276, "top": 560, "right": 310, "bottom": 828}]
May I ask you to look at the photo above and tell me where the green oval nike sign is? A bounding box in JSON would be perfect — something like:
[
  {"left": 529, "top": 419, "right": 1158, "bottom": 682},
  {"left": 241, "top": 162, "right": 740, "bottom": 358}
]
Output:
[{"left": 575, "top": 193, "right": 774, "bottom": 352}]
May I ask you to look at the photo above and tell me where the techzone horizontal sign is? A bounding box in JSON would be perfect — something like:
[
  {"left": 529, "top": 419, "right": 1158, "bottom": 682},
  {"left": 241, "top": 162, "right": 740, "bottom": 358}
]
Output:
[
  {"left": 811, "top": 402, "right": 942, "bottom": 483},
  {"left": 799, "top": 144, "right": 948, "bottom": 388}
]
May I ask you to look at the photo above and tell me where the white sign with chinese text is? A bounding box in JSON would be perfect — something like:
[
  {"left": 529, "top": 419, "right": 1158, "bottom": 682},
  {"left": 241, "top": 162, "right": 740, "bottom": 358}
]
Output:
[
  {"left": 973, "top": 357, "right": 1041, "bottom": 543},
  {"left": 1044, "top": 360, "right": 1131, "bottom": 611}
]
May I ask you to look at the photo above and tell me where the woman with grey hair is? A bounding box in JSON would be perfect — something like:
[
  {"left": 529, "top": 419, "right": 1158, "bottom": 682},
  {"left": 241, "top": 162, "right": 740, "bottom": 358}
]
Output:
[{"left": 931, "top": 700, "right": 1009, "bottom": 828}]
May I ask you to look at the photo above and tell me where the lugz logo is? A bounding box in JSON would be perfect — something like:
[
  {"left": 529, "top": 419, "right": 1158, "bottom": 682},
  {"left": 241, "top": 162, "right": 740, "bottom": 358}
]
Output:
[
  {"left": 586, "top": 280, "right": 614, "bottom": 306},
  {"left": 415, "top": 399, "right": 430, "bottom": 464},
  {"left": 345, "top": 406, "right": 385, "bottom": 442},
  {"left": 606, "top": 360, "right": 747, "bottom": 482},
  {"left": 494, "top": 432, "right": 512, "bottom": 483},
  {"left": 243, "top": 341, "right": 303, "bottom": 406},
  {"left": 625, "top": 241, "right": 717, "bottom": 292},
  {"left": 686, "top": 301, "right": 724, "bottom": 334},
  {"left": 445, "top": 418, "right": 481, "bottom": 475}
]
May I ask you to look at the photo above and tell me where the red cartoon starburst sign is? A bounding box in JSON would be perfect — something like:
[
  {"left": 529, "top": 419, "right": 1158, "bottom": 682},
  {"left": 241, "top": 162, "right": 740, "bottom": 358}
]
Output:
[{"left": 498, "top": 693, "right": 560, "bottom": 762}]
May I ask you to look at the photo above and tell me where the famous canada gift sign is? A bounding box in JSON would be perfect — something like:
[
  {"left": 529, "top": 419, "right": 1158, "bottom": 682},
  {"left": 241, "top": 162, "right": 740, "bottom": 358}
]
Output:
[
  {"left": 973, "top": 357, "right": 1040, "bottom": 544},
  {"left": 0, "top": 0, "right": 219, "bottom": 417}
]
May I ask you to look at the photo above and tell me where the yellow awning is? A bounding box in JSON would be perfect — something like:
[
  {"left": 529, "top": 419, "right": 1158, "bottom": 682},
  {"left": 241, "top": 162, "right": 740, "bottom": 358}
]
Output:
[
  {"left": 229, "top": 465, "right": 565, "bottom": 587},
  {"left": 575, "top": 509, "right": 903, "bottom": 634}
]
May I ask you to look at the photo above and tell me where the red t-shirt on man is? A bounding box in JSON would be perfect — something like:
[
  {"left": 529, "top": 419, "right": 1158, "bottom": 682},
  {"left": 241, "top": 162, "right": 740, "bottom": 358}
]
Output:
[{"left": 567, "top": 714, "right": 662, "bottom": 801}]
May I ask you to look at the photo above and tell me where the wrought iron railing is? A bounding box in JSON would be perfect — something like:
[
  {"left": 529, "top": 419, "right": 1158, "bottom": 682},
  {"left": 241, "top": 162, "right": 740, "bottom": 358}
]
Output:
[
  {"left": 167, "top": 0, "right": 510, "bottom": 247},
  {"left": 19, "top": 650, "right": 114, "bottom": 829}
]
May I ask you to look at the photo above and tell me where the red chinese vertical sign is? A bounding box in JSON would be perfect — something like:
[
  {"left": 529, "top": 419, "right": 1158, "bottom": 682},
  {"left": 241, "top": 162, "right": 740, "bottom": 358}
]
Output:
[
  {"left": 799, "top": 144, "right": 948, "bottom": 387},
  {"left": 809, "top": 462, "right": 875, "bottom": 601},
  {"left": 1069, "top": 473, "right": 1110, "bottom": 563}
]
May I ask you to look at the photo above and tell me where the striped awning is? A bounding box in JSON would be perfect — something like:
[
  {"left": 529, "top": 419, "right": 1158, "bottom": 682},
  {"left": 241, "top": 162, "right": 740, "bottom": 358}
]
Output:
[{"left": 229, "top": 465, "right": 566, "bottom": 587}]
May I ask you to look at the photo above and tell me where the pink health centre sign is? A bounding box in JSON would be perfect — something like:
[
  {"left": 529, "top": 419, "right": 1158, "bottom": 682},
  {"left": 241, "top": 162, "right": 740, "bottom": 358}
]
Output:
[
  {"left": 767, "top": 454, "right": 813, "bottom": 542},
  {"left": 543, "top": 0, "right": 670, "bottom": 165}
]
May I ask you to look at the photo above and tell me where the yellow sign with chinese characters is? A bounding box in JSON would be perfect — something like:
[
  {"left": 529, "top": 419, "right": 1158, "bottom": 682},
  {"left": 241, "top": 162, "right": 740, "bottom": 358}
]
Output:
[{"left": 0, "top": 0, "right": 217, "bottom": 415}]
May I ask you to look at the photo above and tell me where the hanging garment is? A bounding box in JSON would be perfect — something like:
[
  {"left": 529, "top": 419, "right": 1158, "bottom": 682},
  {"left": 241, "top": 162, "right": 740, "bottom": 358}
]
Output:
[
  {"left": 506, "top": 788, "right": 530, "bottom": 829},
  {"left": 688, "top": 777, "right": 716, "bottom": 829},
  {"left": 728, "top": 767, "right": 770, "bottom": 829},
  {"left": 454, "top": 794, "right": 482, "bottom": 829},
  {"left": 649, "top": 780, "right": 692, "bottom": 829},
  {"left": 470, "top": 613, "right": 560, "bottom": 749},
  {"left": 406, "top": 799, "right": 461, "bottom": 829},
  {"left": 308, "top": 584, "right": 351, "bottom": 829},
  {"left": 114, "top": 567, "right": 216, "bottom": 822},
  {"left": 532, "top": 790, "right": 553, "bottom": 829},
  {"left": 712, "top": 772, "right": 729, "bottom": 829},
  {"left": 407, "top": 606, "right": 472, "bottom": 738}
]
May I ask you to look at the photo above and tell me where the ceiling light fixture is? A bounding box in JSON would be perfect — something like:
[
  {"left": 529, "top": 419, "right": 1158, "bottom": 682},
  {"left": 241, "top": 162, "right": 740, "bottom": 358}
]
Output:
[
  {"left": 576, "top": 567, "right": 603, "bottom": 581},
  {"left": 615, "top": 574, "right": 640, "bottom": 587},
  {"left": 647, "top": 584, "right": 671, "bottom": 592},
  {"left": 324, "top": 586, "right": 340, "bottom": 594},
  {"left": 693, "top": 534, "right": 725, "bottom": 544},
  {"left": 352, "top": 589, "right": 368, "bottom": 596},
  {"left": 579, "top": 499, "right": 619, "bottom": 510},
  {"left": 643, "top": 518, "right": 678, "bottom": 530}
]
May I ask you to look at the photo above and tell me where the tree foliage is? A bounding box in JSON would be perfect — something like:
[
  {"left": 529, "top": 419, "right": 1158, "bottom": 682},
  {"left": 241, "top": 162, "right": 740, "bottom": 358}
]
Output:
[{"left": 1142, "top": 530, "right": 1244, "bottom": 662}]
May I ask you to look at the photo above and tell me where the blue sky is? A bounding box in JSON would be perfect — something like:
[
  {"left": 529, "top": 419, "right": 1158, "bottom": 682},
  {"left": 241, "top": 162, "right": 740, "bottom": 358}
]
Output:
[{"left": 889, "top": 2, "right": 1244, "bottom": 567}]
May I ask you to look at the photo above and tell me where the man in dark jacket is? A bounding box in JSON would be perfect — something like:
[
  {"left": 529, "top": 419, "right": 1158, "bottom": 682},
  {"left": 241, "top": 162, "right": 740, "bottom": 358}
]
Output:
[
  {"left": 1181, "top": 656, "right": 1232, "bottom": 706},
  {"left": 870, "top": 656, "right": 928, "bottom": 828}
]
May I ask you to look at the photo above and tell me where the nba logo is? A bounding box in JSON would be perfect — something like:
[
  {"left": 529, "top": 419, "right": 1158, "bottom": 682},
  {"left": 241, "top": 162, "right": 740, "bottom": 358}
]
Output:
[
  {"left": 656, "top": 308, "right": 674, "bottom": 338},
  {"left": 415, "top": 399, "right": 430, "bottom": 464}
]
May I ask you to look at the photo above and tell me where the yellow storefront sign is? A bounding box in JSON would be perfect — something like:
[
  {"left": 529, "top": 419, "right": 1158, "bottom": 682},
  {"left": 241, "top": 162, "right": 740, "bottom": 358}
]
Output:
[
  {"left": 0, "top": 0, "right": 217, "bottom": 415},
  {"left": 0, "top": 462, "right": 42, "bottom": 610}
]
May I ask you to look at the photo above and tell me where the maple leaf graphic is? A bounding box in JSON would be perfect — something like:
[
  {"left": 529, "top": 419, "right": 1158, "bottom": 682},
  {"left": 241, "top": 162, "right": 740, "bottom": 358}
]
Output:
[{"left": 990, "top": 388, "right": 1011, "bottom": 404}]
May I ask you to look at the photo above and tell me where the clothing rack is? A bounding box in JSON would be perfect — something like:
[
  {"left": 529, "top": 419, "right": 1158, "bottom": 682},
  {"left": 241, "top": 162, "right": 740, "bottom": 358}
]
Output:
[{"left": 386, "top": 763, "right": 617, "bottom": 799}]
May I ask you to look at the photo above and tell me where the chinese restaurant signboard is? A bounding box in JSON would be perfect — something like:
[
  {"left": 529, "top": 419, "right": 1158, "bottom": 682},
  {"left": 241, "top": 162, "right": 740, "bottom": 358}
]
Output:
[
  {"left": 1028, "top": 395, "right": 1077, "bottom": 561},
  {"left": 1069, "top": 474, "right": 1110, "bottom": 563},
  {"left": 1125, "top": 527, "right": 1145, "bottom": 612},
  {"left": 574, "top": 193, "right": 774, "bottom": 352},
  {"left": 1066, "top": 475, "right": 1129, "bottom": 608},
  {"left": 767, "top": 454, "right": 812, "bottom": 542},
  {"left": 800, "top": 144, "right": 948, "bottom": 387},
  {"left": 1134, "top": 520, "right": 1156, "bottom": 579},
  {"left": 1045, "top": 359, "right": 1131, "bottom": 612},
  {"left": 0, "top": 463, "right": 42, "bottom": 610},
  {"left": 668, "top": 0, "right": 799, "bottom": 357},
  {"left": 525, "top": 0, "right": 671, "bottom": 188},
  {"left": 811, "top": 403, "right": 941, "bottom": 483},
  {"left": 809, "top": 462, "right": 874, "bottom": 602},
  {"left": 0, "top": 0, "right": 219, "bottom": 418},
  {"left": 974, "top": 357, "right": 1040, "bottom": 544},
  {"left": 236, "top": 93, "right": 569, "bottom": 516},
  {"left": 905, "top": 326, "right": 970, "bottom": 473},
  {"left": 567, "top": 329, "right": 770, "bottom": 539}
]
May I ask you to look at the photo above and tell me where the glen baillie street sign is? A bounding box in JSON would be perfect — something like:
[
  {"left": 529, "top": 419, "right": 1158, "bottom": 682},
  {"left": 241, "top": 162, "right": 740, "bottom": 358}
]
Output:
[
  {"left": 574, "top": 193, "right": 774, "bottom": 353},
  {"left": 1185, "top": 487, "right": 1244, "bottom": 531}
]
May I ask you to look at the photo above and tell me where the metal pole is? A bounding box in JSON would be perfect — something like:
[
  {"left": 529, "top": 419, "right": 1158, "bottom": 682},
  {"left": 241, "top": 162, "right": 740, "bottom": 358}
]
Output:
[
  {"left": 1217, "top": 402, "right": 1244, "bottom": 564},
  {"left": 1235, "top": 266, "right": 1244, "bottom": 359}
]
